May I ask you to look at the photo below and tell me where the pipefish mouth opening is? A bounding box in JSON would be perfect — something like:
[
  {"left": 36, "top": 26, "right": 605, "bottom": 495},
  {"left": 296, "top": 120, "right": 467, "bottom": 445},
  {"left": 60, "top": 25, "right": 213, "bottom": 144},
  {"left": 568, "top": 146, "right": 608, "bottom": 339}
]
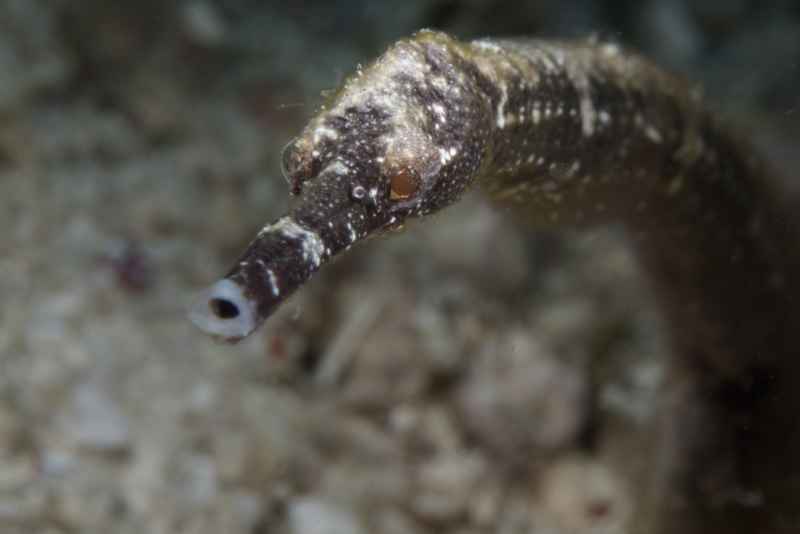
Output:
[{"left": 188, "top": 278, "right": 257, "bottom": 342}]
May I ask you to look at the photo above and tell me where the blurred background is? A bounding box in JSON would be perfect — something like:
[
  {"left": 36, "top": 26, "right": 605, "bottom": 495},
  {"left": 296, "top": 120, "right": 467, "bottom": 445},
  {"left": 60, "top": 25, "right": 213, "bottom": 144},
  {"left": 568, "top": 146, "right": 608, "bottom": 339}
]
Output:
[{"left": 0, "top": 1, "right": 798, "bottom": 533}]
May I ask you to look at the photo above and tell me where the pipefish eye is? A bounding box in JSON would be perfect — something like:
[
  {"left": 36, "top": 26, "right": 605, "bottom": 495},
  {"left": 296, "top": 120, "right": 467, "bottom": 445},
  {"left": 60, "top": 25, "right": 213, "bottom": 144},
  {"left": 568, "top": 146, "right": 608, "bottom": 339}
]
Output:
[{"left": 389, "top": 167, "right": 420, "bottom": 201}]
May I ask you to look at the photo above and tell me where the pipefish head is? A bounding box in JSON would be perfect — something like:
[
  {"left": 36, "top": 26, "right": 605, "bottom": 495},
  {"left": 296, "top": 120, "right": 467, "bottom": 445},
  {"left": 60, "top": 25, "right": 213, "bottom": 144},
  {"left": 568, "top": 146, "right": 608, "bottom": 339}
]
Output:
[
  {"left": 190, "top": 30, "right": 493, "bottom": 341},
  {"left": 284, "top": 30, "right": 493, "bottom": 229}
]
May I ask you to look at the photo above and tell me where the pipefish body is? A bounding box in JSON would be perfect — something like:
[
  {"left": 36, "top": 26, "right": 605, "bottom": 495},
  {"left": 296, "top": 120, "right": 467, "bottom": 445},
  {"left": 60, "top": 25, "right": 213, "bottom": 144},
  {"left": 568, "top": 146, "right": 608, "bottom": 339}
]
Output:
[{"left": 189, "top": 31, "right": 800, "bottom": 532}]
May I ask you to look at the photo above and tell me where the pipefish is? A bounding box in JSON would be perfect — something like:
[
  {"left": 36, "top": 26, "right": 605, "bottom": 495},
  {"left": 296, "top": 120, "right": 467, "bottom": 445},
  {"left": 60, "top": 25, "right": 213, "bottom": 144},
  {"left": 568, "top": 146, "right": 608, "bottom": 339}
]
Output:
[{"left": 189, "top": 31, "right": 800, "bottom": 533}]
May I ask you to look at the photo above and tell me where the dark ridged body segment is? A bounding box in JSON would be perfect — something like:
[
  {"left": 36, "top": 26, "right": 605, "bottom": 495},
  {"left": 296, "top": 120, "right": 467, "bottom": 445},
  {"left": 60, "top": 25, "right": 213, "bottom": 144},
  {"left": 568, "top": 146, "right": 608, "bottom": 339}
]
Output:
[
  {"left": 458, "top": 36, "right": 800, "bottom": 532},
  {"left": 456, "top": 37, "right": 787, "bottom": 364},
  {"left": 191, "top": 31, "right": 800, "bottom": 533},
  {"left": 463, "top": 39, "right": 691, "bottom": 223}
]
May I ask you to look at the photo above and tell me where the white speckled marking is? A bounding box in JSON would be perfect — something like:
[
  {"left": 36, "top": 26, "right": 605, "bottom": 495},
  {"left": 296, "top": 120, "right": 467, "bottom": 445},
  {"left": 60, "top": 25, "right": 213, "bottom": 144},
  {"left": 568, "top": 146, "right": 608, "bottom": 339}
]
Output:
[
  {"left": 323, "top": 159, "right": 350, "bottom": 175},
  {"left": 579, "top": 91, "right": 596, "bottom": 137},
  {"left": 312, "top": 125, "right": 340, "bottom": 142},
  {"left": 266, "top": 269, "right": 280, "bottom": 297},
  {"left": 496, "top": 81, "right": 509, "bottom": 128},
  {"left": 258, "top": 217, "right": 327, "bottom": 268},
  {"left": 644, "top": 125, "right": 663, "bottom": 143},
  {"left": 431, "top": 103, "right": 447, "bottom": 121}
]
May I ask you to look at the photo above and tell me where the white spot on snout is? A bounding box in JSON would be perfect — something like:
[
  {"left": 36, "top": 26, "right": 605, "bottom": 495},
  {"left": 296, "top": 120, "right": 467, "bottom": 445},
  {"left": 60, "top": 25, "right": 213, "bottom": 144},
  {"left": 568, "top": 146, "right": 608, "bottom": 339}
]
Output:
[
  {"left": 257, "top": 217, "right": 327, "bottom": 268},
  {"left": 266, "top": 269, "right": 280, "bottom": 297},
  {"left": 256, "top": 259, "right": 281, "bottom": 297}
]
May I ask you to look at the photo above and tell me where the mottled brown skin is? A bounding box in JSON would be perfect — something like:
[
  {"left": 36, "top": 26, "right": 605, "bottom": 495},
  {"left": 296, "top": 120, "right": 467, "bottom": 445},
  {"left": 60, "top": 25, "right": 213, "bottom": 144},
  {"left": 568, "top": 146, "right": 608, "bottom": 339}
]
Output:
[{"left": 193, "top": 31, "right": 800, "bottom": 532}]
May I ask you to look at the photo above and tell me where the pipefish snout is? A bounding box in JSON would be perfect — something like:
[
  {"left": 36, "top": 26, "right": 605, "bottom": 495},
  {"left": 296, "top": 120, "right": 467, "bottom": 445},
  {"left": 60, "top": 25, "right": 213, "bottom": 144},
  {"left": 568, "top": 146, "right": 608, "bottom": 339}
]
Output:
[{"left": 189, "top": 30, "right": 800, "bottom": 533}]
